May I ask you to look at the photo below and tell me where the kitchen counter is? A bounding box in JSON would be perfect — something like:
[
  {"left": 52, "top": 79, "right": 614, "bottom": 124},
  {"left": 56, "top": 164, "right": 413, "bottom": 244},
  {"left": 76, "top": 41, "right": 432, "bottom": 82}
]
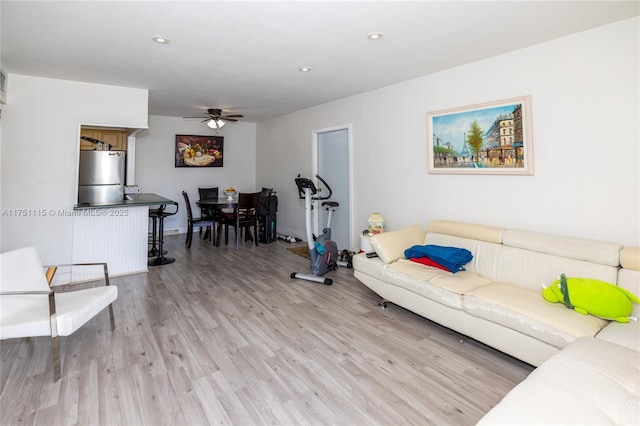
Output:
[
  {"left": 74, "top": 193, "right": 177, "bottom": 210},
  {"left": 70, "top": 193, "right": 177, "bottom": 282}
]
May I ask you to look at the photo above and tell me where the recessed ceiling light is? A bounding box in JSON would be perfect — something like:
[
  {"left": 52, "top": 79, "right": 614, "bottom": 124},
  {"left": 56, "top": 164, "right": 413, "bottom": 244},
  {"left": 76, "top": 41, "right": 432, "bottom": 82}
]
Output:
[
  {"left": 367, "top": 32, "right": 384, "bottom": 40},
  {"left": 152, "top": 35, "right": 170, "bottom": 44},
  {"left": 298, "top": 66, "right": 311, "bottom": 72}
]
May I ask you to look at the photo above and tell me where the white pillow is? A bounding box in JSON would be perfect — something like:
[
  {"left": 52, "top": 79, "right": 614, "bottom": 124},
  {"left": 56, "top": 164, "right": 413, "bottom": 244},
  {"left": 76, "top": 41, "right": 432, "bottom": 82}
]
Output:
[{"left": 370, "top": 225, "right": 426, "bottom": 264}]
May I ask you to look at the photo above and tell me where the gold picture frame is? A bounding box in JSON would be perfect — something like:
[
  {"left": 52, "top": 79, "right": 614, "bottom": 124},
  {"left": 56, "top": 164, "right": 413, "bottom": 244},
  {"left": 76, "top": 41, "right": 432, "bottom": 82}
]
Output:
[{"left": 427, "top": 96, "right": 533, "bottom": 175}]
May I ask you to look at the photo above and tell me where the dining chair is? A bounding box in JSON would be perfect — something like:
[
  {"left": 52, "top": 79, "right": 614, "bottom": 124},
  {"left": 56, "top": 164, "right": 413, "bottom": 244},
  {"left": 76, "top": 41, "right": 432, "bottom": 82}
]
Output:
[
  {"left": 0, "top": 246, "right": 117, "bottom": 382},
  {"left": 198, "top": 187, "right": 219, "bottom": 216},
  {"left": 198, "top": 186, "right": 219, "bottom": 240},
  {"left": 217, "top": 191, "right": 261, "bottom": 247},
  {"left": 182, "top": 191, "right": 216, "bottom": 248}
]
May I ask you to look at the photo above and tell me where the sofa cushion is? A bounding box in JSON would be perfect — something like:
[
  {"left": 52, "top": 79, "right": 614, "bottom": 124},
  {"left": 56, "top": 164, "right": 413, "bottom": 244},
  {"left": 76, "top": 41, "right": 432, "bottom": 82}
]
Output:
[
  {"left": 478, "top": 337, "right": 640, "bottom": 425},
  {"left": 503, "top": 229, "right": 623, "bottom": 267},
  {"left": 596, "top": 321, "right": 640, "bottom": 352},
  {"left": 492, "top": 244, "right": 620, "bottom": 292},
  {"left": 427, "top": 220, "right": 504, "bottom": 244},
  {"left": 620, "top": 246, "right": 640, "bottom": 270},
  {"left": 384, "top": 259, "right": 490, "bottom": 309},
  {"left": 426, "top": 230, "right": 620, "bottom": 292},
  {"left": 601, "top": 247, "right": 640, "bottom": 348},
  {"left": 424, "top": 233, "right": 503, "bottom": 279},
  {"left": 463, "top": 282, "right": 608, "bottom": 349},
  {"left": 370, "top": 225, "right": 425, "bottom": 264},
  {"left": 619, "top": 270, "right": 640, "bottom": 321},
  {"left": 351, "top": 253, "right": 388, "bottom": 281}
]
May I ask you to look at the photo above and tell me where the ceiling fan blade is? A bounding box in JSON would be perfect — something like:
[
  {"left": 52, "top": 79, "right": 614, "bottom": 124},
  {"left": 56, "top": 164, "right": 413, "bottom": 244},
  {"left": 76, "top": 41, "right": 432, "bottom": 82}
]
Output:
[
  {"left": 222, "top": 114, "right": 244, "bottom": 118},
  {"left": 182, "top": 116, "right": 207, "bottom": 119},
  {"left": 221, "top": 118, "right": 238, "bottom": 122}
]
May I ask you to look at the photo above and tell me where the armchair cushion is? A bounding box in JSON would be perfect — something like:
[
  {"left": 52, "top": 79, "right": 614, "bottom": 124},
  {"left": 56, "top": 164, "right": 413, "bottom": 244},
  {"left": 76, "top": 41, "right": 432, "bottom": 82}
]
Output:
[
  {"left": 0, "top": 286, "right": 118, "bottom": 339},
  {"left": 0, "top": 246, "right": 50, "bottom": 294}
]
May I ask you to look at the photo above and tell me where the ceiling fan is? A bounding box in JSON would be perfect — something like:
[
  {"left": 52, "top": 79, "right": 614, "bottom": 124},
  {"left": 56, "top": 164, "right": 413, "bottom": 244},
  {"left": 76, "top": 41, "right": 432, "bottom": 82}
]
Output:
[{"left": 182, "top": 108, "right": 244, "bottom": 129}]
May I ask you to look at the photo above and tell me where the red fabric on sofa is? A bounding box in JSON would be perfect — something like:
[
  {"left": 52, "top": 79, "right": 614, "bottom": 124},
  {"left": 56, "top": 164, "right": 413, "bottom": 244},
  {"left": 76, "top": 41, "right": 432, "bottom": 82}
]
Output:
[{"left": 410, "top": 257, "right": 450, "bottom": 272}]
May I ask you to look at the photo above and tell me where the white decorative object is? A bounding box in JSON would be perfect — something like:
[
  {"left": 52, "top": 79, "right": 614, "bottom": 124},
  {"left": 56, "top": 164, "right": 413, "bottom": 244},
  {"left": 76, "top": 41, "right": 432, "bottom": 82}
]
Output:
[
  {"left": 368, "top": 212, "right": 385, "bottom": 234},
  {"left": 360, "top": 235, "right": 373, "bottom": 253}
]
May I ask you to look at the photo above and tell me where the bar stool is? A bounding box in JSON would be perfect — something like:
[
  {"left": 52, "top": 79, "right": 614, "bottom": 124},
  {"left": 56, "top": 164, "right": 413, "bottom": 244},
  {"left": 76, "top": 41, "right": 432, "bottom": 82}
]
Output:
[
  {"left": 148, "top": 206, "right": 167, "bottom": 257},
  {"left": 148, "top": 203, "right": 179, "bottom": 266}
]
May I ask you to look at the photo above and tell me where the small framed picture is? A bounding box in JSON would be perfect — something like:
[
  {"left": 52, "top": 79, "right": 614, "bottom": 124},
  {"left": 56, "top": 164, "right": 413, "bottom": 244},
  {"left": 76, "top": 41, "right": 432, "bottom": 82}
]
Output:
[
  {"left": 175, "top": 134, "right": 223, "bottom": 168},
  {"left": 427, "top": 96, "right": 533, "bottom": 175}
]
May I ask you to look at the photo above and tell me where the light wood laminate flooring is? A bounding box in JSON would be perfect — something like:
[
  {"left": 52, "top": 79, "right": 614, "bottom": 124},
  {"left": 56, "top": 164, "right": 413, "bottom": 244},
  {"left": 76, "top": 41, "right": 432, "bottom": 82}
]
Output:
[{"left": 1, "top": 234, "right": 533, "bottom": 425}]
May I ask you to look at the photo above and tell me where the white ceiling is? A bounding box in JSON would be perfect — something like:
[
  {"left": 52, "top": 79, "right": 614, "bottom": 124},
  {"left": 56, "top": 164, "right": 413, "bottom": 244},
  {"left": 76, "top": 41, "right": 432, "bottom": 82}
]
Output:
[{"left": 1, "top": 1, "right": 638, "bottom": 122}]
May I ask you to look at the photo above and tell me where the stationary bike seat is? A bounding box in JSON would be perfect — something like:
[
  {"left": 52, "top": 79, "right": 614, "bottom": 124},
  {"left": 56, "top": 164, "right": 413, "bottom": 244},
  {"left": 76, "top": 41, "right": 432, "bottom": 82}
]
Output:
[{"left": 322, "top": 201, "right": 339, "bottom": 208}]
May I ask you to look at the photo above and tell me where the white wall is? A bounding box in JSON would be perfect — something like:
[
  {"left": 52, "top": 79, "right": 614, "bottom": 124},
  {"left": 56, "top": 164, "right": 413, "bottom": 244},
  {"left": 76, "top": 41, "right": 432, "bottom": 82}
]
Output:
[
  {"left": 0, "top": 75, "right": 148, "bottom": 263},
  {"left": 135, "top": 115, "right": 257, "bottom": 234},
  {"left": 257, "top": 18, "right": 640, "bottom": 247}
]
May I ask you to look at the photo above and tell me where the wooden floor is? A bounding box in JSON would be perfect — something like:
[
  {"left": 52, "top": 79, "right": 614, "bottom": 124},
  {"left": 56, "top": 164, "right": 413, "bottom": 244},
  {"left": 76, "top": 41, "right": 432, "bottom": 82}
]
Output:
[{"left": 1, "top": 233, "right": 533, "bottom": 425}]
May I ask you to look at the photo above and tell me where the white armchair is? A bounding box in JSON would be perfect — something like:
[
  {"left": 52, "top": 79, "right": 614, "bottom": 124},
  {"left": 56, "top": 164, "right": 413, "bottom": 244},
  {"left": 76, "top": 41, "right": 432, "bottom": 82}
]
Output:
[{"left": 0, "top": 246, "right": 118, "bottom": 382}]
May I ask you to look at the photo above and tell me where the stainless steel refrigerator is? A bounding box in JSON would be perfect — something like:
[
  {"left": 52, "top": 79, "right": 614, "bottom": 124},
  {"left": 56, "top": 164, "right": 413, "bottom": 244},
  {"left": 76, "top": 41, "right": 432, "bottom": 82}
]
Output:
[{"left": 78, "top": 151, "right": 126, "bottom": 204}]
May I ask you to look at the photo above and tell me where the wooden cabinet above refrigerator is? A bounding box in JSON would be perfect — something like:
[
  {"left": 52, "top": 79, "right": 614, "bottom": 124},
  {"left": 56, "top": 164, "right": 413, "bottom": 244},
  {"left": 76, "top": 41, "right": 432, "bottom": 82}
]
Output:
[{"left": 79, "top": 127, "right": 128, "bottom": 151}]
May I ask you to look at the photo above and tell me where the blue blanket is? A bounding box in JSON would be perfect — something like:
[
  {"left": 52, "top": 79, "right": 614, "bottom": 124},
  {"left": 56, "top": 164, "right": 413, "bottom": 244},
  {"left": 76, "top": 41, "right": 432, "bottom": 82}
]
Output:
[{"left": 404, "top": 245, "right": 473, "bottom": 273}]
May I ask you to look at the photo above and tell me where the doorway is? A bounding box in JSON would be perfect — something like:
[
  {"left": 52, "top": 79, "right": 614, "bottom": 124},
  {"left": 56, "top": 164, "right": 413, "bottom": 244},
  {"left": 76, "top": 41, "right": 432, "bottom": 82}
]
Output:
[{"left": 313, "top": 126, "right": 351, "bottom": 252}]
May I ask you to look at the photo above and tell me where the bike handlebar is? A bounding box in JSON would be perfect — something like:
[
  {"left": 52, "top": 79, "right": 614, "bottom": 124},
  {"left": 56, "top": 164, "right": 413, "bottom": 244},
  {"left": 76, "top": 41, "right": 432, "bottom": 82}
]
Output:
[{"left": 295, "top": 174, "right": 333, "bottom": 200}]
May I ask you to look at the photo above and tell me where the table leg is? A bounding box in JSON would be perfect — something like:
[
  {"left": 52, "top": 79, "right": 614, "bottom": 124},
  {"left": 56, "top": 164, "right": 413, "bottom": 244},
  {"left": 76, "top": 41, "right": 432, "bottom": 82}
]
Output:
[{"left": 236, "top": 206, "right": 240, "bottom": 250}]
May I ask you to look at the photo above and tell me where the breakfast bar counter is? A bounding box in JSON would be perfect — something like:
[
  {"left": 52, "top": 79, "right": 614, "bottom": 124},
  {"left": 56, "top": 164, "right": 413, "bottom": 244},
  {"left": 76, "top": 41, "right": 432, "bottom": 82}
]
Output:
[
  {"left": 74, "top": 193, "right": 177, "bottom": 209},
  {"left": 71, "top": 193, "right": 177, "bottom": 282}
]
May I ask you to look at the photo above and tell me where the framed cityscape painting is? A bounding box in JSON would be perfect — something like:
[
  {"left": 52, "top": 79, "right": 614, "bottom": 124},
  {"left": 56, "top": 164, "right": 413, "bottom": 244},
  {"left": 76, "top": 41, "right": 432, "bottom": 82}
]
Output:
[
  {"left": 427, "top": 96, "right": 533, "bottom": 175},
  {"left": 175, "top": 134, "right": 223, "bottom": 167}
]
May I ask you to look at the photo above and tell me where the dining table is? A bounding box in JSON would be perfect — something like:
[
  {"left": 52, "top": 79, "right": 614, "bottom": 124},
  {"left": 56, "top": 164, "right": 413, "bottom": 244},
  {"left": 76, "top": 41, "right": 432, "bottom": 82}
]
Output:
[{"left": 197, "top": 195, "right": 240, "bottom": 249}]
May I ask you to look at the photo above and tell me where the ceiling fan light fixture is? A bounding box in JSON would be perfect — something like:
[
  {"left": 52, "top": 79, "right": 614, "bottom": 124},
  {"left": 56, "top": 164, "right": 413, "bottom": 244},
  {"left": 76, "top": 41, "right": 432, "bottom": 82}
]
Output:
[{"left": 207, "top": 119, "right": 225, "bottom": 129}]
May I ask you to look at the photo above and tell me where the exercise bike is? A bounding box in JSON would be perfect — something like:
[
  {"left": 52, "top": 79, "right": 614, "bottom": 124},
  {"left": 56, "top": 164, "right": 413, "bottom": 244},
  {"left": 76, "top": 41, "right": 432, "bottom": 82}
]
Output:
[{"left": 290, "top": 175, "right": 339, "bottom": 285}]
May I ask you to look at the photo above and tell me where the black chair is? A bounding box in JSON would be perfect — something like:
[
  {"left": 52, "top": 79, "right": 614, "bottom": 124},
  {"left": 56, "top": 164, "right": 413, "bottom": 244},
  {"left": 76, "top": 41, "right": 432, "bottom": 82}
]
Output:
[
  {"left": 182, "top": 191, "right": 216, "bottom": 249},
  {"left": 217, "top": 192, "right": 261, "bottom": 247},
  {"left": 198, "top": 187, "right": 219, "bottom": 240},
  {"left": 148, "top": 202, "right": 179, "bottom": 266},
  {"left": 148, "top": 206, "right": 166, "bottom": 257},
  {"left": 198, "top": 187, "right": 219, "bottom": 216}
]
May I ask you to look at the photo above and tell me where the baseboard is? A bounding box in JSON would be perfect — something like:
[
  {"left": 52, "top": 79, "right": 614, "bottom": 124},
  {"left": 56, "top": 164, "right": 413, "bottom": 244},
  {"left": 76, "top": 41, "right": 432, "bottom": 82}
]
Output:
[
  {"left": 163, "top": 228, "right": 181, "bottom": 236},
  {"left": 276, "top": 225, "right": 302, "bottom": 241}
]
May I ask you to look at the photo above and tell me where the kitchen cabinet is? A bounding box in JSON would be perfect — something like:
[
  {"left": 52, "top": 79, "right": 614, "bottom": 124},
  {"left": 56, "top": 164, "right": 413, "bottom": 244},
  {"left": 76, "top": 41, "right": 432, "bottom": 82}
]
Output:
[{"left": 80, "top": 127, "right": 128, "bottom": 151}]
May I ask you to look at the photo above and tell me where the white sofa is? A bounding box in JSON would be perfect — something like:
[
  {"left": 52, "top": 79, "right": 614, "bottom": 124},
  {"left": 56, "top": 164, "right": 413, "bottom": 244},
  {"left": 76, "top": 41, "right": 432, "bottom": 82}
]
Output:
[
  {"left": 353, "top": 220, "right": 639, "bottom": 424},
  {"left": 479, "top": 246, "right": 640, "bottom": 425}
]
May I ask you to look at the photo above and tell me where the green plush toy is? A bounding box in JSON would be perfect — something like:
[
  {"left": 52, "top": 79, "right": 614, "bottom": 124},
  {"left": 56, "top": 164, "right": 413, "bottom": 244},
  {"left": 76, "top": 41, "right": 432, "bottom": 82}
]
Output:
[{"left": 542, "top": 273, "right": 640, "bottom": 323}]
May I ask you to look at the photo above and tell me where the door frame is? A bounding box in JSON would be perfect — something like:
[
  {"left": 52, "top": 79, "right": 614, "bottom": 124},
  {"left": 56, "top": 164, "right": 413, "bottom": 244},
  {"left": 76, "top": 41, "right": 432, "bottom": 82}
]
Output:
[{"left": 311, "top": 124, "right": 354, "bottom": 251}]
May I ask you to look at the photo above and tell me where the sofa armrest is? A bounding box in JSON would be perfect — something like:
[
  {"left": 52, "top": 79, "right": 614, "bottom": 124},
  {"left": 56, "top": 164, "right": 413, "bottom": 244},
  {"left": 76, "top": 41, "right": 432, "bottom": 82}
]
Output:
[{"left": 370, "top": 225, "right": 426, "bottom": 264}]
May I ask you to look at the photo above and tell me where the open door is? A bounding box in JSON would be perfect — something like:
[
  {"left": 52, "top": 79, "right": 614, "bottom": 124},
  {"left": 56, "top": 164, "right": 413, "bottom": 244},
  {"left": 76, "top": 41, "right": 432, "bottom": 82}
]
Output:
[{"left": 313, "top": 126, "right": 352, "bottom": 252}]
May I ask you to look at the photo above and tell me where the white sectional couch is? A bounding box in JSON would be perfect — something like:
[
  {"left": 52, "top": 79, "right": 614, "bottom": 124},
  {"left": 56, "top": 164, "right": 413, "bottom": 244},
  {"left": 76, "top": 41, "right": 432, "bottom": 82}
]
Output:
[
  {"left": 478, "top": 336, "right": 639, "bottom": 425},
  {"left": 479, "top": 246, "right": 640, "bottom": 425},
  {"left": 352, "top": 220, "right": 639, "bottom": 424}
]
